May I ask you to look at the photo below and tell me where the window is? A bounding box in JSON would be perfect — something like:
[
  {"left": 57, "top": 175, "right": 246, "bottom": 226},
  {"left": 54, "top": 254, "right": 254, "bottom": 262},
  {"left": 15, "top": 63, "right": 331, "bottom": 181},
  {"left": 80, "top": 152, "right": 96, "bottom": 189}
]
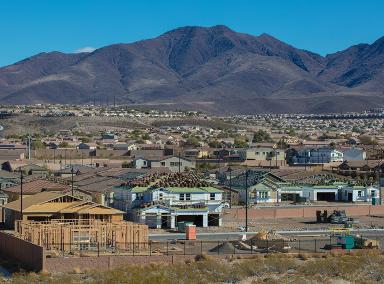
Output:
[
  {"left": 259, "top": 192, "right": 268, "bottom": 199},
  {"left": 186, "top": 193, "right": 191, "bottom": 200},
  {"left": 256, "top": 152, "right": 259, "bottom": 155},
  {"left": 170, "top": 162, "right": 182, "bottom": 167},
  {"left": 357, "top": 191, "right": 362, "bottom": 197},
  {"left": 179, "top": 194, "right": 185, "bottom": 201},
  {"left": 210, "top": 193, "right": 215, "bottom": 200},
  {"left": 160, "top": 162, "right": 165, "bottom": 166},
  {"left": 371, "top": 190, "right": 376, "bottom": 197},
  {"left": 137, "top": 193, "right": 144, "bottom": 200},
  {"left": 159, "top": 193, "right": 163, "bottom": 200}
]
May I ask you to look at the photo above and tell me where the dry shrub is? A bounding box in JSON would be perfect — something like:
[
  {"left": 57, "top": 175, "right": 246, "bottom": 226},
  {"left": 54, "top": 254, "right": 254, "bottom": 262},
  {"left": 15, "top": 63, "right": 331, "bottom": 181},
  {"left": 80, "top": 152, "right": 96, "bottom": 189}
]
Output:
[
  {"left": 298, "top": 253, "right": 310, "bottom": 260},
  {"left": 73, "top": 267, "right": 82, "bottom": 274},
  {"left": 264, "top": 256, "right": 298, "bottom": 273},
  {"left": 194, "top": 253, "right": 212, "bottom": 262},
  {"left": 184, "top": 258, "right": 192, "bottom": 265}
]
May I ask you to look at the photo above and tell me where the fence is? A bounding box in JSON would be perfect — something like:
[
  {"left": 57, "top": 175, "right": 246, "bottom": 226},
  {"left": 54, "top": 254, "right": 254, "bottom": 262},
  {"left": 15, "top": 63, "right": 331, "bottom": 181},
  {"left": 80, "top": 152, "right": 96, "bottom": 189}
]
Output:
[
  {"left": 0, "top": 231, "right": 45, "bottom": 271},
  {"left": 43, "top": 234, "right": 384, "bottom": 258}
]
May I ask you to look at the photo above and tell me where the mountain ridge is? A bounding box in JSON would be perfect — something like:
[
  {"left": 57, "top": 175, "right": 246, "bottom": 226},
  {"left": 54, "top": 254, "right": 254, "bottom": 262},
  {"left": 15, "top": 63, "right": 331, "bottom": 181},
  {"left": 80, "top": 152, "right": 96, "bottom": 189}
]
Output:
[{"left": 0, "top": 25, "right": 383, "bottom": 114}]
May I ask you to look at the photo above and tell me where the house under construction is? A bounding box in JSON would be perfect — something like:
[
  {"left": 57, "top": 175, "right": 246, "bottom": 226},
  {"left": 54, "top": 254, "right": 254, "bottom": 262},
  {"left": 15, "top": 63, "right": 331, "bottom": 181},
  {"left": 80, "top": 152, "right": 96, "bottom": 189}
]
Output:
[
  {"left": 15, "top": 219, "right": 148, "bottom": 253},
  {"left": 1, "top": 191, "right": 125, "bottom": 229}
]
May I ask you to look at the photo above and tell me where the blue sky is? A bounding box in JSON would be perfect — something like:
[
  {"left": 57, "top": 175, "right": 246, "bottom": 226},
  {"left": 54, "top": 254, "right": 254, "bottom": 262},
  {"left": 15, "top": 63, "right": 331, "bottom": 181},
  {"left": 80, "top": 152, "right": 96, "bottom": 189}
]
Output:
[{"left": 0, "top": 0, "right": 383, "bottom": 67}]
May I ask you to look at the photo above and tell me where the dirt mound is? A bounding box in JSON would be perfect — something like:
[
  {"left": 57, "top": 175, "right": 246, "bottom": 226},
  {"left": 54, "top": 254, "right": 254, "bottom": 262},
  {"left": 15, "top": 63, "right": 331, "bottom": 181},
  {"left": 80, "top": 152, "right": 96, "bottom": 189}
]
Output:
[{"left": 209, "top": 242, "right": 243, "bottom": 254}]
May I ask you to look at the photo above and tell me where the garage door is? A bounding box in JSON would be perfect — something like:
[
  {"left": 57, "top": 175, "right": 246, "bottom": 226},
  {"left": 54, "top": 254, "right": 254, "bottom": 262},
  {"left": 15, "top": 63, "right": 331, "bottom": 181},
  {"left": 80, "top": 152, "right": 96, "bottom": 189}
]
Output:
[{"left": 317, "top": 192, "right": 336, "bottom": 201}]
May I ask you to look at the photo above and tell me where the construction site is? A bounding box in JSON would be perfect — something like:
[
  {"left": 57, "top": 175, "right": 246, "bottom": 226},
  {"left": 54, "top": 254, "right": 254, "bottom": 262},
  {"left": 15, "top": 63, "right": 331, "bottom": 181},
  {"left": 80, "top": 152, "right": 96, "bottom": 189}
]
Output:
[{"left": 13, "top": 219, "right": 148, "bottom": 255}]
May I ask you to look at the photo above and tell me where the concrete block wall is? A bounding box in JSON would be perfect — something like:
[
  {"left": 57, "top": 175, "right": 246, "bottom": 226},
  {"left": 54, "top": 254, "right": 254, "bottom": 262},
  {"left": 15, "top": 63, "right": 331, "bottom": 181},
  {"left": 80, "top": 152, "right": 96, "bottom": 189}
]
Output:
[
  {"left": 0, "top": 231, "right": 45, "bottom": 271},
  {"left": 45, "top": 255, "right": 195, "bottom": 273}
]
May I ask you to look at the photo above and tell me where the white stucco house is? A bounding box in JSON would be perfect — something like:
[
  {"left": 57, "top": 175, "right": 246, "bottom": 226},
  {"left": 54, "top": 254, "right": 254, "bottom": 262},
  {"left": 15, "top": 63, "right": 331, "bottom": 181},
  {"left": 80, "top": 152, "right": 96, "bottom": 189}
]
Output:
[{"left": 113, "top": 185, "right": 224, "bottom": 229}]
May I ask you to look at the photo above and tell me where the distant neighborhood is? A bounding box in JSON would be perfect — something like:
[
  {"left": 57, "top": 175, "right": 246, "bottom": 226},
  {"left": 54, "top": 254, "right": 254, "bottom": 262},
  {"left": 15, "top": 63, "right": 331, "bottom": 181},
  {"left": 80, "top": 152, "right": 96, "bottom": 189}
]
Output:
[{"left": 0, "top": 105, "right": 383, "bottom": 273}]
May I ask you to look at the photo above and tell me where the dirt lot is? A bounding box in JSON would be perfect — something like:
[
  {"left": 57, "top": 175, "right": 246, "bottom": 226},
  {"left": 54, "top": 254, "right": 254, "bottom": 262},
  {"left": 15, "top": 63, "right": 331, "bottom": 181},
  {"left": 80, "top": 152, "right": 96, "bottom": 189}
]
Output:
[
  {"left": 220, "top": 215, "right": 384, "bottom": 232},
  {"left": 149, "top": 215, "right": 384, "bottom": 235}
]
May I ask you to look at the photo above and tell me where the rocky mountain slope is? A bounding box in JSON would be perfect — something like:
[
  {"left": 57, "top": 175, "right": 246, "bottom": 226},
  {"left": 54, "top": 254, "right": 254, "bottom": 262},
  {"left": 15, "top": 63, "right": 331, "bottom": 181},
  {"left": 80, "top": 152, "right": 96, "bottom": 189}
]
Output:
[{"left": 0, "top": 25, "right": 383, "bottom": 114}]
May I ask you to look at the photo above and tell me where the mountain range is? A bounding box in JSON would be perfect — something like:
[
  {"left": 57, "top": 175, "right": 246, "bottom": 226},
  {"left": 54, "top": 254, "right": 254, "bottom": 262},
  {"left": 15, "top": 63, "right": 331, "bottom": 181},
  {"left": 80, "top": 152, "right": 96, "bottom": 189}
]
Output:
[{"left": 0, "top": 25, "right": 383, "bottom": 114}]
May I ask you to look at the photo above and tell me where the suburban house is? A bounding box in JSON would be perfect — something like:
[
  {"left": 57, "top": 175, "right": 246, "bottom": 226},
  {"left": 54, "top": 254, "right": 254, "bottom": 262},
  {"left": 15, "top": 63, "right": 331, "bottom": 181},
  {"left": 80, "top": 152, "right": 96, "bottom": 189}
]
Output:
[
  {"left": 341, "top": 147, "right": 366, "bottom": 161},
  {"left": 289, "top": 147, "right": 344, "bottom": 165},
  {"left": 132, "top": 158, "right": 150, "bottom": 169},
  {"left": 1, "top": 191, "right": 125, "bottom": 228},
  {"left": 183, "top": 148, "right": 209, "bottom": 159},
  {"left": 340, "top": 186, "right": 379, "bottom": 202},
  {"left": 0, "top": 170, "right": 19, "bottom": 189},
  {"left": 333, "top": 160, "right": 384, "bottom": 176},
  {"left": 151, "top": 156, "right": 195, "bottom": 172},
  {"left": 134, "top": 156, "right": 196, "bottom": 172},
  {"left": 224, "top": 170, "right": 286, "bottom": 204},
  {"left": 0, "top": 149, "right": 25, "bottom": 161},
  {"left": 278, "top": 183, "right": 379, "bottom": 203},
  {"left": 112, "top": 143, "right": 129, "bottom": 150},
  {"left": 112, "top": 172, "right": 224, "bottom": 228},
  {"left": 76, "top": 143, "right": 97, "bottom": 150},
  {"left": 239, "top": 147, "right": 285, "bottom": 162},
  {"left": 15, "top": 164, "right": 48, "bottom": 176},
  {"left": 222, "top": 169, "right": 379, "bottom": 204},
  {"left": 135, "top": 186, "right": 223, "bottom": 228}
]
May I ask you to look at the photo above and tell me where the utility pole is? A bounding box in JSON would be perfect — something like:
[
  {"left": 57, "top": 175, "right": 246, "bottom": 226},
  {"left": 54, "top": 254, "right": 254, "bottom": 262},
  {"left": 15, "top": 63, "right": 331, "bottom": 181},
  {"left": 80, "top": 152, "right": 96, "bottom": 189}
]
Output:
[
  {"left": 245, "top": 169, "right": 249, "bottom": 232},
  {"left": 377, "top": 159, "right": 383, "bottom": 205},
  {"left": 178, "top": 151, "right": 181, "bottom": 173},
  {"left": 227, "top": 167, "right": 233, "bottom": 208},
  {"left": 28, "top": 134, "right": 31, "bottom": 161},
  {"left": 20, "top": 169, "right": 24, "bottom": 219},
  {"left": 71, "top": 166, "right": 74, "bottom": 196}
]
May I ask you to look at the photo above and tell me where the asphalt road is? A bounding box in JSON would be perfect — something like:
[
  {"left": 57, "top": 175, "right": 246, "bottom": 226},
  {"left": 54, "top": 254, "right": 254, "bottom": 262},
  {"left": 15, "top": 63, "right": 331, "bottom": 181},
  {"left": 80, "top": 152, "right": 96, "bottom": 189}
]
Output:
[{"left": 149, "top": 228, "right": 384, "bottom": 241}]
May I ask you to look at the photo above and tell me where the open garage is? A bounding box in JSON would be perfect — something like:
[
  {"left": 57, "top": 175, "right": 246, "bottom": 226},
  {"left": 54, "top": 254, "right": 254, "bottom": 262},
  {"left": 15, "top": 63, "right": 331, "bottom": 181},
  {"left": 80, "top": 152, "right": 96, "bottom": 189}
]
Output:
[
  {"left": 316, "top": 192, "right": 336, "bottom": 201},
  {"left": 176, "top": 215, "right": 204, "bottom": 227}
]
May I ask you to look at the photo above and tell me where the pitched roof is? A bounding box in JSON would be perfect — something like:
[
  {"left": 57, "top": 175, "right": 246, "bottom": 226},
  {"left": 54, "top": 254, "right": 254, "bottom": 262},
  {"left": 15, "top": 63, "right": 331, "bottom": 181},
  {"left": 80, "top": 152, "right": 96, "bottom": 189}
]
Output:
[
  {"left": 3, "top": 191, "right": 124, "bottom": 215},
  {"left": 339, "top": 160, "right": 383, "bottom": 168},
  {"left": 3, "top": 191, "right": 64, "bottom": 211},
  {"left": 0, "top": 170, "right": 19, "bottom": 179},
  {"left": 3, "top": 179, "right": 69, "bottom": 194}
]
